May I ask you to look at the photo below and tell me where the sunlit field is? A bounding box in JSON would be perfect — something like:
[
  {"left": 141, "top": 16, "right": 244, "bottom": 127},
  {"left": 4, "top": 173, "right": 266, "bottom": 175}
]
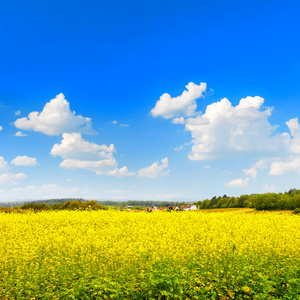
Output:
[{"left": 0, "top": 210, "right": 299, "bottom": 299}]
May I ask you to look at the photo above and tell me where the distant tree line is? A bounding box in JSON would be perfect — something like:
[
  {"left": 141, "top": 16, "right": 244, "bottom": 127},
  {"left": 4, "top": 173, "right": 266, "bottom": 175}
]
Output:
[
  {"left": 0, "top": 199, "right": 185, "bottom": 212},
  {"left": 18, "top": 200, "right": 107, "bottom": 211},
  {"left": 0, "top": 198, "right": 86, "bottom": 208},
  {"left": 195, "top": 189, "right": 300, "bottom": 210}
]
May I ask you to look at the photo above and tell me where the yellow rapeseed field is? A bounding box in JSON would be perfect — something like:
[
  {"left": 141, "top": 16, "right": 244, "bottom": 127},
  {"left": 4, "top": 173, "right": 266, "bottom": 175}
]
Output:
[{"left": 0, "top": 210, "right": 299, "bottom": 299}]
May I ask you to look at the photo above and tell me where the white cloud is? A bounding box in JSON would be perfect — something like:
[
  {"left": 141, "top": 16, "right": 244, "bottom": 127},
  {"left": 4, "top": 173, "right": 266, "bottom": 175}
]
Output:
[
  {"left": 151, "top": 85, "right": 294, "bottom": 162},
  {"left": 173, "top": 142, "right": 190, "bottom": 152},
  {"left": 14, "top": 93, "right": 94, "bottom": 136},
  {"left": 184, "top": 96, "right": 289, "bottom": 161},
  {"left": 11, "top": 156, "right": 38, "bottom": 166},
  {"left": 0, "top": 126, "right": 2, "bottom": 131},
  {"left": 269, "top": 158, "right": 300, "bottom": 176},
  {"left": 112, "top": 120, "right": 129, "bottom": 127},
  {"left": 0, "top": 157, "right": 9, "bottom": 170},
  {"left": 15, "top": 110, "right": 21, "bottom": 116},
  {"left": 262, "top": 184, "right": 276, "bottom": 192},
  {"left": 0, "top": 184, "right": 79, "bottom": 201},
  {"left": 51, "top": 132, "right": 115, "bottom": 160},
  {"left": 0, "top": 173, "right": 27, "bottom": 185},
  {"left": 60, "top": 158, "right": 117, "bottom": 172},
  {"left": 15, "top": 131, "right": 28, "bottom": 137},
  {"left": 225, "top": 177, "right": 250, "bottom": 188},
  {"left": 203, "top": 165, "right": 210, "bottom": 169},
  {"left": 268, "top": 118, "right": 300, "bottom": 176},
  {"left": 150, "top": 82, "right": 207, "bottom": 119},
  {"left": 106, "top": 166, "right": 135, "bottom": 177},
  {"left": 172, "top": 117, "right": 185, "bottom": 125},
  {"left": 253, "top": 159, "right": 267, "bottom": 169},
  {"left": 286, "top": 117, "right": 300, "bottom": 154},
  {"left": 174, "top": 145, "right": 183, "bottom": 151},
  {"left": 243, "top": 167, "right": 257, "bottom": 180},
  {"left": 51, "top": 133, "right": 134, "bottom": 177},
  {"left": 138, "top": 157, "right": 169, "bottom": 178}
]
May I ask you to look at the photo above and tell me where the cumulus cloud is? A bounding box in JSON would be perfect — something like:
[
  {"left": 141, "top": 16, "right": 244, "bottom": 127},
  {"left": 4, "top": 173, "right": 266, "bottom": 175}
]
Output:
[
  {"left": 14, "top": 93, "right": 94, "bottom": 136},
  {"left": 0, "top": 126, "right": 2, "bottom": 131},
  {"left": 11, "top": 156, "right": 38, "bottom": 166},
  {"left": 0, "top": 157, "right": 9, "bottom": 170},
  {"left": 51, "top": 132, "right": 115, "bottom": 160},
  {"left": 269, "top": 158, "right": 300, "bottom": 175},
  {"left": 138, "top": 157, "right": 169, "bottom": 178},
  {"left": 185, "top": 96, "right": 289, "bottom": 161},
  {"left": 51, "top": 133, "right": 134, "bottom": 177},
  {"left": 15, "top": 110, "right": 21, "bottom": 116},
  {"left": 106, "top": 166, "right": 135, "bottom": 176},
  {"left": 268, "top": 118, "right": 300, "bottom": 176},
  {"left": 286, "top": 117, "right": 300, "bottom": 154},
  {"left": 225, "top": 177, "right": 250, "bottom": 188},
  {"left": 15, "top": 131, "right": 28, "bottom": 137},
  {"left": 243, "top": 167, "right": 257, "bottom": 180},
  {"left": 172, "top": 117, "right": 185, "bottom": 125},
  {"left": 0, "top": 173, "right": 27, "bottom": 185},
  {"left": 150, "top": 82, "right": 207, "bottom": 119},
  {"left": 151, "top": 84, "right": 294, "bottom": 162}
]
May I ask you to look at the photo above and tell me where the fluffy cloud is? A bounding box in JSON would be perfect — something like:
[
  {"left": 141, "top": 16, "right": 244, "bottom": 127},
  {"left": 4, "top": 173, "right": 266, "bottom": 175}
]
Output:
[
  {"left": 243, "top": 167, "right": 257, "bottom": 180},
  {"left": 268, "top": 118, "right": 300, "bottom": 175},
  {"left": 225, "top": 177, "right": 250, "bottom": 188},
  {"left": 0, "top": 173, "right": 27, "bottom": 185},
  {"left": 15, "top": 131, "right": 28, "bottom": 137},
  {"left": 51, "top": 133, "right": 134, "bottom": 176},
  {"left": 11, "top": 156, "right": 38, "bottom": 166},
  {"left": 51, "top": 132, "right": 115, "bottom": 160},
  {"left": 269, "top": 158, "right": 300, "bottom": 175},
  {"left": 138, "top": 157, "right": 169, "bottom": 178},
  {"left": 0, "top": 157, "right": 9, "bottom": 170},
  {"left": 172, "top": 117, "right": 185, "bottom": 125},
  {"left": 151, "top": 83, "right": 291, "bottom": 161},
  {"left": 14, "top": 93, "right": 94, "bottom": 136},
  {"left": 185, "top": 96, "right": 289, "bottom": 161},
  {"left": 15, "top": 110, "right": 21, "bottom": 116},
  {"left": 150, "top": 82, "right": 207, "bottom": 119},
  {"left": 106, "top": 166, "right": 134, "bottom": 176},
  {"left": 0, "top": 126, "right": 2, "bottom": 131}
]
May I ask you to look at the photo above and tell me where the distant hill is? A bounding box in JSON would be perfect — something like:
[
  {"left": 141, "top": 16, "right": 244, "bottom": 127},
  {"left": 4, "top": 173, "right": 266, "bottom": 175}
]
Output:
[
  {"left": 0, "top": 198, "right": 86, "bottom": 208},
  {"left": 0, "top": 199, "right": 185, "bottom": 209}
]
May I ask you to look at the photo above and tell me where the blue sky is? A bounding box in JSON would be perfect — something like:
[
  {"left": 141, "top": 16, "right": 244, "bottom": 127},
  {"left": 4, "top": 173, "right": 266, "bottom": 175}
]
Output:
[{"left": 1, "top": 0, "right": 300, "bottom": 202}]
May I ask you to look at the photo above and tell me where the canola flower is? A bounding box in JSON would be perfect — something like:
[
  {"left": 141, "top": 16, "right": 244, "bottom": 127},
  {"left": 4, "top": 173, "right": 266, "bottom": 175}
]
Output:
[{"left": 0, "top": 210, "right": 299, "bottom": 299}]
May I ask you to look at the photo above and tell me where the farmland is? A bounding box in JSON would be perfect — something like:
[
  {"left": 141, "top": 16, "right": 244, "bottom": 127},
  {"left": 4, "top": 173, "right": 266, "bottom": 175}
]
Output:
[{"left": 0, "top": 210, "right": 299, "bottom": 299}]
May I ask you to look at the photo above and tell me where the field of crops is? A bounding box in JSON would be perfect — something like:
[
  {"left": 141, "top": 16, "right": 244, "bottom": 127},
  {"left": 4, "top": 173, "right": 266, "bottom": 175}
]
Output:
[{"left": 0, "top": 210, "right": 299, "bottom": 299}]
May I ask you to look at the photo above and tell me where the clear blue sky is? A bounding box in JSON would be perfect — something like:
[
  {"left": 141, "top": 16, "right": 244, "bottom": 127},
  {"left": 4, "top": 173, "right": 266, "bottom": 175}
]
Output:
[{"left": 1, "top": 0, "right": 300, "bottom": 202}]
